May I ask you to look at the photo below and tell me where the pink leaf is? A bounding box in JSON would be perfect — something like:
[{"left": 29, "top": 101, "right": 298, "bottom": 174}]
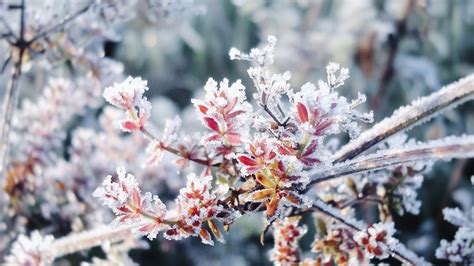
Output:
[{"left": 296, "top": 102, "right": 308, "bottom": 123}]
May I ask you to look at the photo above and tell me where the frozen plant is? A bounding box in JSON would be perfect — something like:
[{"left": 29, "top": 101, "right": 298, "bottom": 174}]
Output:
[
  {"left": 435, "top": 179, "right": 474, "bottom": 264},
  {"left": 5, "top": 35, "right": 474, "bottom": 265}
]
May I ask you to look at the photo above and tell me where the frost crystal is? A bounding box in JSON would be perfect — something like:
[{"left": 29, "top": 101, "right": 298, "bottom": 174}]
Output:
[
  {"left": 436, "top": 205, "right": 474, "bottom": 263},
  {"left": 5, "top": 231, "right": 55, "bottom": 266},
  {"left": 270, "top": 217, "right": 307, "bottom": 265}
]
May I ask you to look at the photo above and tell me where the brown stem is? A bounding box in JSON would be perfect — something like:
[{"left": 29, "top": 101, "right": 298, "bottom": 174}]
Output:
[
  {"left": 370, "top": 0, "right": 416, "bottom": 110},
  {"left": 261, "top": 103, "right": 289, "bottom": 127},
  {"left": 0, "top": 0, "right": 26, "bottom": 179},
  {"left": 140, "top": 127, "right": 215, "bottom": 167}
]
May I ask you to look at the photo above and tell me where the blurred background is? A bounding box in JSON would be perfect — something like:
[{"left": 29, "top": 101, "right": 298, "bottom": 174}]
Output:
[{"left": 2, "top": 0, "right": 474, "bottom": 265}]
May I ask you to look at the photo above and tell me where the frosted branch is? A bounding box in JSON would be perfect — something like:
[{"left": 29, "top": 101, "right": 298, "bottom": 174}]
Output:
[
  {"left": 312, "top": 198, "right": 430, "bottom": 265},
  {"left": 334, "top": 74, "right": 474, "bottom": 163},
  {"left": 311, "top": 135, "right": 474, "bottom": 184},
  {"left": 50, "top": 225, "right": 134, "bottom": 260}
]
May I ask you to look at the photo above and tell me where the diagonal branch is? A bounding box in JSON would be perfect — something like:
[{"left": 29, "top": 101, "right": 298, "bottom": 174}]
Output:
[
  {"left": 312, "top": 198, "right": 430, "bottom": 265},
  {"left": 370, "top": 0, "right": 416, "bottom": 110},
  {"left": 49, "top": 225, "right": 134, "bottom": 260},
  {"left": 310, "top": 135, "right": 474, "bottom": 185},
  {"left": 333, "top": 74, "right": 474, "bottom": 163},
  {"left": 28, "top": 3, "right": 92, "bottom": 44}
]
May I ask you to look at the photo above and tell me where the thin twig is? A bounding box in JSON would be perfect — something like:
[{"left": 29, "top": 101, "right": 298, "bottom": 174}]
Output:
[
  {"left": 28, "top": 4, "right": 92, "bottom": 44},
  {"left": 261, "top": 103, "right": 289, "bottom": 127},
  {"left": 333, "top": 74, "right": 474, "bottom": 163},
  {"left": 140, "top": 126, "right": 217, "bottom": 167}
]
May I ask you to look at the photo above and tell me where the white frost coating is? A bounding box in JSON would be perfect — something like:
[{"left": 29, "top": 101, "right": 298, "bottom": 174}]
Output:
[
  {"left": 311, "top": 135, "right": 474, "bottom": 183},
  {"left": 313, "top": 198, "right": 430, "bottom": 265},
  {"left": 312, "top": 198, "right": 366, "bottom": 230},
  {"left": 334, "top": 74, "right": 474, "bottom": 162},
  {"left": 391, "top": 242, "right": 432, "bottom": 266},
  {"left": 50, "top": 225, "right": 135, "bottom": 259}
]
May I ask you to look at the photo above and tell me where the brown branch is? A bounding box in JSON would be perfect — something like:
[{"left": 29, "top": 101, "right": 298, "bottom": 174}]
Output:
[
  {"left": 140, "top": 127, "right": 217, "bottom": 167},
  {"left": 369, "top": 0, "right": 416, "bottom": 110},
  {"left": 0, "top": 0, "right": 26, "bottom": 179},
  {"left": 334, "top": 73, "right": 474, "bottom": 163}
]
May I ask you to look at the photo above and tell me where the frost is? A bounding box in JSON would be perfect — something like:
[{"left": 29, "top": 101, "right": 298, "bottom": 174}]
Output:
[
  {"left": 334, "top": 74, "right": 474, "bottom": 162},
  {"left": 5, "top": 231, "right": 55, "bottom": 266}
]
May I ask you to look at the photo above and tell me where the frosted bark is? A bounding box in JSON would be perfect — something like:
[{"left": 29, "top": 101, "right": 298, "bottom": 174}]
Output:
[
  {"left": 50, "top": 225, "right": 134, "bottom": 260},
  {"left": 311, "top": 135, "right": 474, "bottom": 185},
  {"left": 312, "top": 198, "right": 430, "bottom": 265},
  {"left": 333, "top": 74, "right": 474, "bottom": 163}
]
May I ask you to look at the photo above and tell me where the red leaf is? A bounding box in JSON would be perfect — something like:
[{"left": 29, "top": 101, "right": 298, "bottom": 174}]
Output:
[
  {"left": 296, "top": 102, "right": 309, "bottom": 123},
  {"left": 203, "top": 117, "right": 219, "bottom": 132},
  {"left": 301, "top": 139, "right": 318, "bottom": 157},
  {"left": 121, "top": 120, "right": 138, "bottom": 132},
  {"left": 314, "top": 119, "right": 332, "bottom": 135},
  {"left": 197, "top": 104, "right": 208, "bottom": 114},
  {"left": 300, "top": 157, "right": 321, "bottom": 166},
  {"left": 237, "top": 155, "right": 257, "bottom": 166},
  {"left": 206, "top": 134, "right": 221, "bottom": 142}
]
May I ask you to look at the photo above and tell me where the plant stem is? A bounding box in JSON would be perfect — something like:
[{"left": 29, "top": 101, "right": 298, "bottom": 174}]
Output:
[
  {"left": 333, "top": 74, "right": 474, "bottom": 163},
  {"left": 49, "top": 225, "right": 134, "bottom": 260},
  {"left": 312, "top": 198, "right": 427, "bottom": 265},
  {"left": 310, "top": 135, "right": 474, "bottom": 185},
  {"left": 370, "top": 0, "right": 416, "bottom": 110},
  {"left": 0, "top": 0, "right": 26, "bottom": 179},
  {"left": 140, "top": 126, "right": 215, "bottom": 167}
]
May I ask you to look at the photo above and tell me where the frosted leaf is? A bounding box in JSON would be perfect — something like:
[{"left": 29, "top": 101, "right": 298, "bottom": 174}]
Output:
[
  {"left": 270, "top": 216, "right": 307, "bottom": 265},
  {"left": 229, "top": 47, "right": 242, "bottom": 60},
  {"left": 443, "top": 207, "right": 472, "bottom": 227},
  {"left": 93, "top": 167, "right": 141, "bottom": 209},
  {"left": 5, "top": 231, "right": 55, "bottom": 266},
  {"left": 192, "top": 78, "right": 251, "bottom": 147},
  {"left": 354, "top": 222, "right": 398, "bottom": 259},
  {"left": 326, "top": 62, "right": 350, "bottom": 89},
  {"left": 103, "top": 76, "right": 148, "bottom": 110},
  {"left": 145, "top": 116, "right": 182, "bottom": 166},
  {"left": 291, "top": 65, "right": 372, "bottom": 139}
]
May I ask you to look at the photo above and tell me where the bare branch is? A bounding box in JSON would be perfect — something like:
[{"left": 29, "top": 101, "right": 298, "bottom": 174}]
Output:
[
  {"left": 370, "top": 0, "right": 415, "bottom": 110},
  {"left": 310, "top": 135, "right": 474, "bottom": 185},
  {"left": 334, "top": 74, "right": 474, "bottom": 163},
  {"left": 0, "top": 0, "right": 26, "bottom": 179},
  {"left": 28, "top": 3, "right": 92, "bottom": 44}
]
